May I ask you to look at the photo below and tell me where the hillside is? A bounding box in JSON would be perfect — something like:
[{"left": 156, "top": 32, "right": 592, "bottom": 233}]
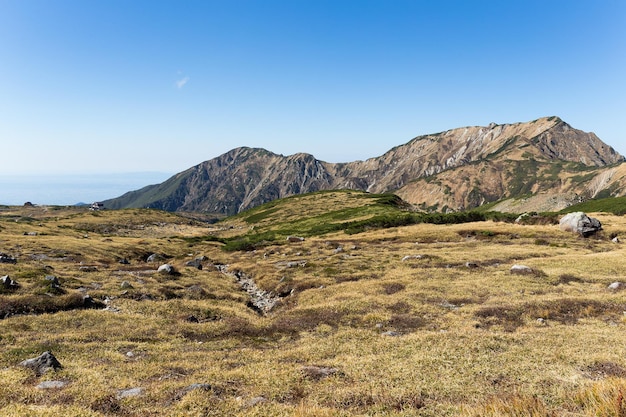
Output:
[
  {"left": 104, "top": 116, "right": 624, "bottom": 214},
  {"left": 3, "top": 199, "right": 626, "bottom": 416}
]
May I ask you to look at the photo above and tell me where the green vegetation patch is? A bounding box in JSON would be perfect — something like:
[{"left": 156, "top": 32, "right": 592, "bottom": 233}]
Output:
[{"left": 561, "top": 196, "right": 626, "bottom": 215}]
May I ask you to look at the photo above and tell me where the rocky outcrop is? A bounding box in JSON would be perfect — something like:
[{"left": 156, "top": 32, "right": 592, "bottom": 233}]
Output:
[{"left": 104, "top": 117, "right": 625, "bottom": 214}]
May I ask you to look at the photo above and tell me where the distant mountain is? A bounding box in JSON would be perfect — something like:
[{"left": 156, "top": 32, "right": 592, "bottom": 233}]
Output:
[{"left": 104, "top": 117, "right": 625, "bottom": 214}]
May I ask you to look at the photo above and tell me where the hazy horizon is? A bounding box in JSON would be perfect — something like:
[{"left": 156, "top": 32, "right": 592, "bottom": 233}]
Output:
[{"left": 0, "top": 172, "right": 173, "bottom": 206}]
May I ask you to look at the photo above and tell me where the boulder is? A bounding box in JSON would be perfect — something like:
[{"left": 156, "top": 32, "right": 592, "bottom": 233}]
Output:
[
  {"left": 608, "top": 282, "right": 623, "bottom": 291},
  {"left": 559, "top": 212, "right": 602, "bottom": 237},
  {"left": 19, "top": 351, "right": 62, "bottom": 375}
]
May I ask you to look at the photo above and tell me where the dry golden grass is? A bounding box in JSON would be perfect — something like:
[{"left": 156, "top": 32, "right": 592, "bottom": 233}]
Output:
[{"left": 1, "top": 204, "right": 626, "bottom": 416}]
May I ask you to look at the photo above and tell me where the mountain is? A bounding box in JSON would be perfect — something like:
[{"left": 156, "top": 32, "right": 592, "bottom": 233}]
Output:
[{"left": 104, "top": 117, "right": 624, "bottom": 214}]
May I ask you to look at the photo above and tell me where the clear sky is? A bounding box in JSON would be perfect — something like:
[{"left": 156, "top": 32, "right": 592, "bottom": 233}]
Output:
[{"left": 1, "top": 0, "right": 625, "bottom": 175}]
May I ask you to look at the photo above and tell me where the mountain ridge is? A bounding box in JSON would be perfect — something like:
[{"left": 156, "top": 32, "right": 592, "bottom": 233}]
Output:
[{"left": 104, "top": 116, "right": 625, "bottom": 214}]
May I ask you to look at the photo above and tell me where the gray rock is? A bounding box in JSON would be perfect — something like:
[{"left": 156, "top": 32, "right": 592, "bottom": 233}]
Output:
[
  {"left": 382, "top": 330, "right": 401, "bottom": 337},
  {"left": 608, "top": 282, "right": 622, "bottom": 290},
  {"left": 120, "top": 281, "right": 133, "bottom": 289},
  {"left": 146, "top": 253, "right": 161, "bottom": 263},
  {"left": 182, "top": 383, "right": 212, "bottom": 394},
  {"left": 559, "top": 212, "right": 602, "bottom": 237},
  {"left": 45, "top": 275, "right": 60, "bottom": 286},
  {"left": 613, "top": 236, "right": 620, "bottom": 243},
  {"left": 118, "top": 258, "right": 130, "bottom": 265},
  {"left": 116, "top": 387, "right": 143, "bottom": 399},
  {"left": 286, "top": 236, "right": 305, "bottom": 243},
  {"left": 36, "top": 380, "right": 67, "bottom": 389},
  {"left": 510, "top": 264, "right": 534, "bottom": 275},
  {"left": 157, "top": 264, "right": 176, "bottom": 275},
  {"left": 185, "top": 258, "right": 203, "bottom": 270},
  {"left": 465, "top": 262, "right": 479, "bottom": 268},
  {"left": 19, "top": 351, "right": 62, "bottom": 375}
]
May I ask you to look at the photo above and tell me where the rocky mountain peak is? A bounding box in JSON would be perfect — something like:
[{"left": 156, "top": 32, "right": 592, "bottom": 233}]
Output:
[{"left": 105, "top": 117, "right": 624, "bottom": 214}]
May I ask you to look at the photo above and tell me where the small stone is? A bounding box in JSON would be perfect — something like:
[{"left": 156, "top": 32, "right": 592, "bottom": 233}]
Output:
[
  {"left": 510, "top": 264, "right": 533, "bottom": 275},
  {"left": 146, "top": 253, "right": 161, "bottom": 263},
  {"left": 608, "top": 282, "right": 622, "bottom": 291},
  {"left": 185, "top": 258, "right": 203, "bottom": 270},
  {"left": 382, "top": 330, "right": 401, "bottom": 337},
  {"left": 120, "top": 281, "right": 133, "bottom": 289},
  {"left": 402, "top": 255, "right": 424, "bottom": 262},
  {"left": 465, "top": 262, "right": 479, "bottom": 268},
  {"left": 157, "top": 264, "right": 176, "bottom": 275},
  {"left": 301, "top": 365, "right": 340, "bottom": 380},
  {"left": 36, "top": 380, "right": 67, "bottom": 389},
  {"left": 612, "top": 237, "right": 620, "bottom": 243},
  {"left": 246, "top": 396, "right": 267, "bottom": 407},
  {"left": 118, "top": 258, "right": 130, "bottom": 265},
  {"left": 116, "top": 387, "right": 143, "bottom": 399},
  {"left": 536, "top": 318, "right": 547, "bottom": 325}
]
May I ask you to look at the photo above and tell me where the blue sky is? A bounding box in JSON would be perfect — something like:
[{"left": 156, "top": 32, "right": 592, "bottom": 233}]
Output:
[{"left": 1, "top": 0, "right": 624, "bottom": 175}]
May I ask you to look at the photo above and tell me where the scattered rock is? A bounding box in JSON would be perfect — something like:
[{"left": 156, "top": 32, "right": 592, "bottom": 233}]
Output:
[
  {"left": 181, "top": 383, "right": 212, "bottom": 395},
  {"left": 216, "top": 265, "right": 279, "bottom": 314},
  {"left": 118, "top": 258, "right": 130, "bottom": 265},
  {"left": 19, "top": 351, "right": 62, "bottom": 375},
  {"left": 116, "top": 387, "right": 143, "bottom": 399},
  {"left": 301, "top": 365, "right": 340, "bottom": 380},
  {"left": 286, "top": 236, "right": 305, "bottom": 243},
  {"left": 1, "top": 275, "right": 18, "bottom": 290},
  {"left": 157, "top": 264, "right": 177, "bottom": 275},
  {"left": 23, "top": 231, "right": 38, "bottom": 236},
  {"left": 465, "top": 262, "right": 479, "bottom": 268},
  {"left": 612, "top": 236, "right": 620, "bottom": 243},
  {"left": 120, "top": 281, "right": 133, "bottom": 289},
  {"left": 79, "top": 266, "right": 98, "bottom": 272},
  {"left": 333, "top": 246, "right": 344, "bottom": 254},
  {"left": 0, "top": 253, "right": 17, "bottom": 264},
  {"left": 510, "top": 264, "right": 534, "bottom": 275},
  {"left": 382, "top": 330, "right": 401, "bottom": 337},
  {"left": 146, "top": 253, "right": 162, "bottom": 263},
  {"left": 36, "top": 380, "right": 67, "bottom": 389},
  {"left": 536, "top": 318, "right": 547, "bottom": 326},
  {"left": 185, "top": 258, "right": 203, "bottom": 270},
  {"left": 45, "top": 275, "right": 60, "bottom": 286},
  {"left": 402, "top": 255, "right": 424, "bottom": 262},
  {"left": 608, "top": 282, "right": 623, "bottom": 291},
  {"left": 559, "top": 212, "right": 602, "bottom": 237},
  {"left": 245, "top": 396, "right": 267, "bottom": 407}
]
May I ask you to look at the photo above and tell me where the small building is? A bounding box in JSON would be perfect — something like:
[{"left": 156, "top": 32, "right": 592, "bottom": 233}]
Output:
[{"left": 90, "top": 202, "right": 105, "bottom": 211}]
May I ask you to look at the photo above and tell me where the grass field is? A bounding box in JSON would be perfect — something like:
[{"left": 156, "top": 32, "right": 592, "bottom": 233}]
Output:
[{"left": 1, "top": 194, "right": 626, "bottom": 416}]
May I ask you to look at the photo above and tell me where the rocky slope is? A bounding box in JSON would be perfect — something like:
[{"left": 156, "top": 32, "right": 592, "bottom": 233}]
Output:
[{"left": 104, "top": 117, "right": 624, "bottom": 214}]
